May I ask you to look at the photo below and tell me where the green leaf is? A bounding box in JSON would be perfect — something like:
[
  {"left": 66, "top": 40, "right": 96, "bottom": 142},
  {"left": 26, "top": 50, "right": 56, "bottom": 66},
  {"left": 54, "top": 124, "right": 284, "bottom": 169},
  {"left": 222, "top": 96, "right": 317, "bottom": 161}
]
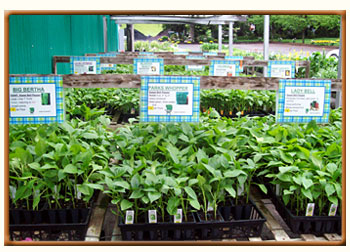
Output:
[
  {"left": 77, "top": 184, "right": 91, "bottom": 195},
  {"left": 85, "top": 183, "right": 104, "bottom": 191},
  {"left": 184, "top": 186, "right": 197, "bottom": 200},
  {"left": 196, "top": 148, "right": 208, "bottom": 163},
  {"left": 129, "top": 190, "right": 144, "bottom": 199},
  {"left": 279, "top": 166, "right": 299, "bottom": 174},
  {"left": 189, "top": 198, "right": 200, "bottom": 210},
  {"left": 328, "top": 196, "right": 338, "bottom": 206},
  {"left": 63, "top": 164, "right": 78, "bottom": 174},
  {"left": 148, "top": 191, "right": 161, "bottom": 203},
  {"left": 278, "top": 150, "right": 293, "bottom": 164},
  {"left": 166, "top": 144, "right": 179, "bottom": 164},
  {"left": 35, "top": 140, "right": 46, "bottom": 156},
  {"left": 121, "top": 199, "right": 133, "bottom": 211},
  {"left": 130, "top": 174, "right": 140, "bottom": 189},
  {"left": 297, "top": 146, "right": 310, "bottom": 160},
  {"left": 256, "top": 183, "right": 267, "bottom": 194},
  {"left": 202, "top": 163, "right": 216, "bottom": 176},
  {"left": 301, "top": 188, "right": 313, "bottom": 201},
  {"left": 166, "top": 197, "right": 180, "bottom": 215},
  {"left": 114, "top": 180, "right": 130, "bottom": 190},
  {"left": 310, "top": 152, "right": 323, "bottom": 169},
  {"left": 82, "top": 132, "right": 99, "bottom": 139},
  {"left": 325, "top": 184, "right": 336, "bottom": 197},
  {"left": 223, "top": 185, "right": 236, "bottom": 198},
  {"left": 302, "top": 177, "right": 313, "bottom": 190},
  {"left": 28, "top": 162, "right": 40, "bottom": 170},
  {"left": 326, "top": 163, "right": 338, "bottom": 174}
]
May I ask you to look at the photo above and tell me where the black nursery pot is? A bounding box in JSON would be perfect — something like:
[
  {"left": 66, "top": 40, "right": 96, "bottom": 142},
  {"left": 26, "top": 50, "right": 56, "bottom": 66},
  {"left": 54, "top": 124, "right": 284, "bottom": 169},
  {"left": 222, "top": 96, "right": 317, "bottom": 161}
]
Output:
[
  {"left": 221, "top": 206, "right": 231, "bottom": 221},
  {"left": 23, "top": 210, "right": 32, "bottom": 224},
  {"left": 135, "top": 230, "right": 144, "bottom": 240},
  {"left": 32, "top": 210, "right": 43, "bottom": 224},
  {"left": 57, "top": 209, "right": 67, "bottom": 223},
  {"left": 197, "top": 211, "right": 224, "bottom": 240},
  {"left": 70, "top": 208, "right": 80, "bottom": 223},
  {"left": 47, "top": 210, "right": 57, "bottom": 224},
  {"left": 234, "top": 205, "right": 243, "bottom": 220},
  {"left": 10, "top": 209, "right": 21, "bottom": 224},
  {"left": 243, "top": 205, "right": 252, "bottom": 219}
]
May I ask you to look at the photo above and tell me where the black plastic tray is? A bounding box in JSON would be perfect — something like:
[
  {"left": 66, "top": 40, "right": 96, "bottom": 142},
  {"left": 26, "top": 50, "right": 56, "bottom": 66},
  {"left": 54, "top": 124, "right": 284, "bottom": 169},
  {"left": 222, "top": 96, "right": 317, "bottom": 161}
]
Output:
[
  {"left": 118, "top": 212, "right": 197, "bottom": 241},
  {"left": 266, "top": 183, "right": 341, "bottom": 235}
]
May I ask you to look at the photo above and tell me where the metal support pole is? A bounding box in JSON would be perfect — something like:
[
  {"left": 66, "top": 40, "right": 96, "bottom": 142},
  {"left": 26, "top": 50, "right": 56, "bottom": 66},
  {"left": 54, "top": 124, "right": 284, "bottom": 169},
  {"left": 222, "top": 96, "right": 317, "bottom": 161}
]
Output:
[
  {"left": 229, "top": 22, "right": 233, "bottom": 56},
  {"left": 263, "top": 15, "right": 270, "bottom": 77},
  {"left": 335, "top": 17, "right": 343, "bottom": 108},
  {"left": 103, "top": 16, "right": 108, "bottom": 53},
  {"left": 130, "top": 24, "right": 135, "bottom": 52},
  {"left": 218, "top": 24, "right": 222, "bottom": 52}
]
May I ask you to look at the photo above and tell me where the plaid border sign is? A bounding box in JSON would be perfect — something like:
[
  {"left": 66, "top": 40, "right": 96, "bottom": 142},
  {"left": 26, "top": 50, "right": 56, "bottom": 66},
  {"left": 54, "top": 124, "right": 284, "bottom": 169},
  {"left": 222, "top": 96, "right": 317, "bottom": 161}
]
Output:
[
  {"left": 133, "top": 58, "right": 164, "bottom": 75},
  {"left": 268, "top": 60, "right": 296, "bottom": 78},
  {"left": 9, "top": 76, "right": 65, "bottom": 125},
  {"left": 70, "top": 56, "right": 101, "bottom": 74},
  {"left": 209, "top": 60, "right": 240, "bottom": 76},
  {"left": 140, "top": 76, "right": 200, "bottom": 123},
  {"left": 276, "top": 79, "right": 331, "bottom": 123}
]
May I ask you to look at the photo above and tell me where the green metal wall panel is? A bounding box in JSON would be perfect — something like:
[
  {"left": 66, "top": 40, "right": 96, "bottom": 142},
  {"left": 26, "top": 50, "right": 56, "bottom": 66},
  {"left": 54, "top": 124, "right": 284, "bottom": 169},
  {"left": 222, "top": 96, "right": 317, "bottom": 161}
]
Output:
[{"left": 9, "top": 15, "right": 118, "bottom": 74}]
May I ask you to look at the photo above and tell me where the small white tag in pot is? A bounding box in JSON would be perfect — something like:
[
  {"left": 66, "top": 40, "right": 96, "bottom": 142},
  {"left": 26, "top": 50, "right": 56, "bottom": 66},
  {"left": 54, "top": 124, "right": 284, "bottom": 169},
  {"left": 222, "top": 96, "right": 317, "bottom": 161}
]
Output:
[
  {"left": 305, "top": 203, "right": 315, "bottom": 216},
  {"left": 53, "top": 185, "right": 58, "bottom": 199},
  {"left": 9, "top": 185, "right": 16, "bottom": 200},
  {"left": 131, "top": 108, "right": 136, "bottom": 114},
  {"left": 125, "top": 210, "right": 134, "bottom": 224},
  {"left": 237, "top": 184, "right": 244, "bottom": 196},
  {"left": 174, "top": 209, "right": 182, "bottom": 223},
  {"left": 148, "top": 209, "right": 157, "bottom": 223},
  {"left": 207, "top": 201, "right": 214, "bottom": 212},
  {"left": 275, "top": 184, "right": 281, "bottom": 196},
  {"left": 328, "top": 204, "right": 338, "bottom": 216}
]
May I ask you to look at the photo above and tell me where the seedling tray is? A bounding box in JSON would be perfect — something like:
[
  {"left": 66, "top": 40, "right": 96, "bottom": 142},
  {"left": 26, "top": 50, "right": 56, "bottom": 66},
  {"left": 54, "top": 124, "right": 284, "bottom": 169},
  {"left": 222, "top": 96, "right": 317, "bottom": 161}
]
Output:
[
  {"left": 118, "top": 213, "right": 197, "bottom": 241},
  {"left": 195, "top": 199, "right": 266, "bottom": 240},
  {"left": 10, "top": 207, "right": 92, "bottom": 241},
  {"left": 266, "top": 184, "right": 341, "bottom": 235}
]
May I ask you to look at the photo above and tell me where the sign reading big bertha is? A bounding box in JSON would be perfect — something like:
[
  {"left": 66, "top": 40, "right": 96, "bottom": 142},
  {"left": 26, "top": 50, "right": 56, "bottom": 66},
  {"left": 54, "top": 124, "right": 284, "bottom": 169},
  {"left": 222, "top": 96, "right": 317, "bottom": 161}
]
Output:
[
  {"left": 140, "top": 76, "right": 200, "bottom": 122},
  {"left": 9, "top": 76, "right": 64, "bottom": 124}
]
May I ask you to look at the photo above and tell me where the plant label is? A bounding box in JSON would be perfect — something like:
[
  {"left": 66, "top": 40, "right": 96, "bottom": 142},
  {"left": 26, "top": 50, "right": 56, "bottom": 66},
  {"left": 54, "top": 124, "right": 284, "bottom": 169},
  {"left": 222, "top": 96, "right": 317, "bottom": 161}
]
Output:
[
  {"left": 140, "top": 76, "right": 200, "bottom": 123},
  {"left": 186, "top": 56, "right": 205, "bottom": 71},
  {"left": 73, "top": 61, "right": 97, "bottom": 74},
  {"left": 276, "top": 79, "right": 331, "bottom": 124},
  {"left": 275, "top": 184, "right": 281, "bottom": 196},
  {"left": 328, "top": 204, "right": 338, "bottom": 216},
  {"left": 9, "top": 185, "right": 16, "bottom": 199},
  {"left": 207, "top": 201, "right": 214, "bottom": 212},
  {"left": 268, "top": 61, "right": 295, "bottom": 78},
  {"left": 9, "top": 76, "right": 64, "bottom": 125},
  {"left": 174, "top": 209, "right": 183, "bottom": 223},
  {"left": 134, "top": 58, "right": 164, "bottom": 75},
  {"left": 237, "top": 184, "right": 244, "bottom": 196},
  {"left": 131, "top": 108, "right": 136, "bottom": 114},
  {"left": 305, "top": 203, "right": 315, "bottom": 216},
  {"left": 210, "top": 60, "right": 240, "bottom": 77},
  {"left": 101, "top": 63, "right": 117, "bottom": 71},
  {"left": 148, "top": 209, "right": 157, "bottom": 223},
  {"left": 125, "top": 210, "right": 134, "bottom": 224}
]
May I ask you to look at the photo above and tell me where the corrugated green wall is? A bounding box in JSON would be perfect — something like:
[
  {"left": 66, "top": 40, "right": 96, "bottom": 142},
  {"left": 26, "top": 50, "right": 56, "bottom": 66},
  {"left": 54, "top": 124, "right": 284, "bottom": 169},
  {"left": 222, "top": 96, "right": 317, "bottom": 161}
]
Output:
[{"left": 9, "top": 15, "right": 118, "bottom": 74}]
